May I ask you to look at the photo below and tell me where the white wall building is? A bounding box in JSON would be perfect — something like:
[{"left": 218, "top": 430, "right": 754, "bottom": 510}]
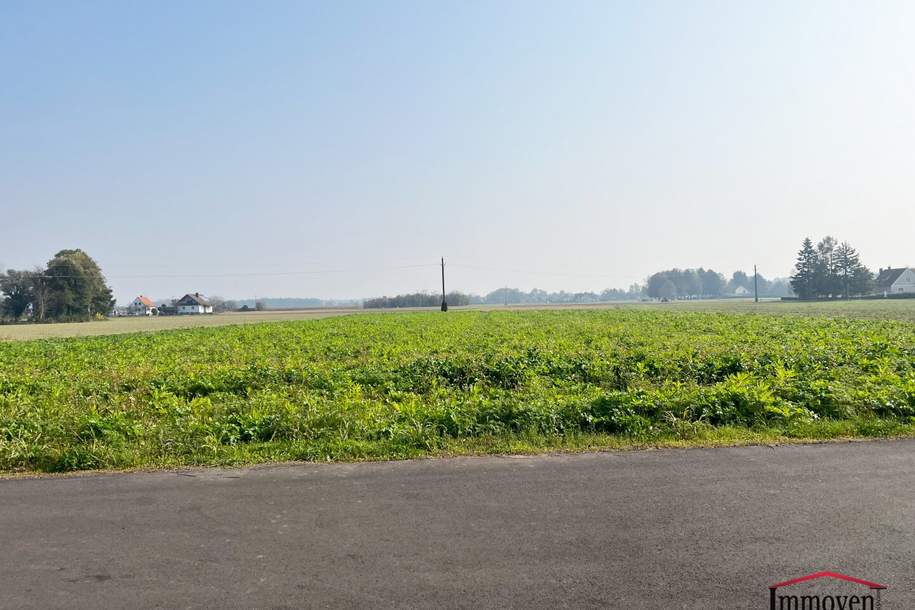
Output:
[
  {"left": 176, "top": 293, "right": 214, "bottom": 314},
  {"left": 127, "top": 295, "right": 157, "bottom": 316},
  {"left": 876, "top": 267, "right": 915, "bottom": 295}
]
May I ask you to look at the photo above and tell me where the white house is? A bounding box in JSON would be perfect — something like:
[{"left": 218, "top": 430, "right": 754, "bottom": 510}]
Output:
[
  {"left": 176, "top": 293, "right": 214, "bottom": 315},
  {"left": 876, "top": 267, "right": 915, "bottom": 295},
  {"left": 127, "top": 295, "right": 157, "bottom": 316}
]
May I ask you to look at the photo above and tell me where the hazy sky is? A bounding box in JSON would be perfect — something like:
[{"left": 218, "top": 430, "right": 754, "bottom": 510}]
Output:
[{"left": 3, "top": 0, "right": 914, "bottom": 303}]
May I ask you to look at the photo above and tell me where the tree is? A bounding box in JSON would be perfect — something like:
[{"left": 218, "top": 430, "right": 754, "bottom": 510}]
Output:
[
  {"left": 698, "top": 269, "right": 725, "bottom": 297},
  {"left": 833, "top": 242, "right": 860, "bottom": 298},
  {"left": 790, "top": 238, "right": 819, "bottom": 299},
  {"left": 29, "top": 268, "right": 50, "bottom": 321},
  {"left": 851, "top": 264, "right": 874, "bottom": 296},
  {"left": 364, "top": 291, "right": 474, "bottom": 309},
  {"left": 0, "top": 270, "right": 36, "bottom": 319},
  {"left": 658, "top": 279, "right": 677, "bottom": 300},
  {"left": 678, "top": 269, "right": 701, "bottom": 297},
  {"left": 834, "top": 241, "right": 873, "bottom": 297},
  {"left": 646, "top": 268, "right": 724, "bottom": 299},
  {"left": 825, "top": 240, "right": 873, "bottom": 298},
  {"left": 645, "top": 272, "right": 669, "bottom": 299},
  {"left": 44, "top": 249, "right": 113, "bottom": 320},
  {"left": 485, "top": 288, "right": 525, "bottom": 305},
  {"left": 814, "top": 236, "right": 840, "bottom": 296}
]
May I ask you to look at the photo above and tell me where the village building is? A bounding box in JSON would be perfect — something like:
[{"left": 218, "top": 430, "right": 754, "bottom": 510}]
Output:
[
  {"left": 127, "top": 295, "right": 157, "bottom": 316},
  {"left": 176, "top": 293, "right": 214, "bottom": 315},
  {"left": 875, "top": 267, "right": 915, "bottom": 295}
]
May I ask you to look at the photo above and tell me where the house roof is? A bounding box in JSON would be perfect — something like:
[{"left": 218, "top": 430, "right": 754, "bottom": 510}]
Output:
[
  {"left": 177, "top": 293, "right": 211, "bottom": 306},
  {"left": 770, "top": 571, "right": 886, "bottom": 590},
  {"left": 135, "top": 295, "right": 155, "bottom": 308},
  {"left": 875, "top": 267, "right": 908, "bottom": 288}
]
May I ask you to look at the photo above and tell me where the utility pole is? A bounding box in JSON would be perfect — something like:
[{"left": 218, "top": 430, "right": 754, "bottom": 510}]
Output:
[
  {"left": 440, "top": 257, "right": 448, "bottom": 312},
  {"left": 754, "top": 265, "right": 759, "bottom": 303}
]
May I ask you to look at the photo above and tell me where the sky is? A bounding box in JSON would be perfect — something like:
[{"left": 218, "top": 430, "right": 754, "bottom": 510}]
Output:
[{"left": 2, "top": 0, "right": 915, "bottom": 303}]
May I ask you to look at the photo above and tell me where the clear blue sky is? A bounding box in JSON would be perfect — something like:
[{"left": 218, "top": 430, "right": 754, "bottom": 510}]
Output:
[{"left": 3, "top": 0, "right": 914, "bottom": 302}]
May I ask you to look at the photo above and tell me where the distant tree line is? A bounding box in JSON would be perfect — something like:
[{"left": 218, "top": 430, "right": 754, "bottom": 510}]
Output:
[
  {"left": 234, "top": 297, "right": 361, "bottom": 309},
  {"left": 0, "top": 249, "right": 114, "bottom": 322},
  {"left": 363, "top": 292, "right": 474, "bottom": 309},
  {"left": 363, "top": 287, "right": 646, "bottom": 308},
  {"left": 790, "top": 236, "right": 873, "bottom": 299},
  {"left": 481, "top": 286, "right": 643, "bottom": 305},
  {"left": 643, "top": 268, "right": 791, "bottom": 300}
]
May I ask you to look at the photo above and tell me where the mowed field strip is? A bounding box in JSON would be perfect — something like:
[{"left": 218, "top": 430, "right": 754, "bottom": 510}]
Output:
[
  {"left": 0, "top": 308, "right": 361, "bottom": 341},
  {"left": 2, "top": 301, "right": 915, "bottom": 474}
]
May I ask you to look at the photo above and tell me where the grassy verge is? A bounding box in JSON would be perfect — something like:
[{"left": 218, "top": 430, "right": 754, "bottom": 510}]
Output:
[{"left": 7, "top": 419, "right": 914, "bottom": 476}]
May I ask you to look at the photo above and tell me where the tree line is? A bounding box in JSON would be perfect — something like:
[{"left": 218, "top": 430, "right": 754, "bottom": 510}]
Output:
[
  {"left": 480, "top": 286, "right": 643, "bottom": 305},
  {"left": 643, "top": 268, "right": 792, "bottom": 300},
  {"left": 1, "top": 250, "right": 114, "bottom": 322},
  {"left": 789, "top": 236, "right": 873, "bottom": 299},
  {"left": 363, "top": 292, "right": 474, "bottom": 309},
  {"left": 363, "top": 287, "right": 644, "bottom": 308}
]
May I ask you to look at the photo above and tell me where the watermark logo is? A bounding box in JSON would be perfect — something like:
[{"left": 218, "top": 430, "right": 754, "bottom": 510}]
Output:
[{"left": 769, "top": 571, "right": 886, "bottom": 609}]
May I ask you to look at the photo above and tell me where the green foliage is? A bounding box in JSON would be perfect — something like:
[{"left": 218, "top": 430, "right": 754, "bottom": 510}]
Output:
[
  {"left": 792, "top": 236, "right": 873, "bottom": 299},
  {"left": 0, "top": 270, "right": 39, "bottom": 319},
  {"left": 1, "top": 309, "right": 914, "bottom": 473},
  {"left": 0, "top": 249, "right": 113, "bottom": 322},
  {"left": 44, "top": 249, "right": 114, "bottom": 320},
  {"left": 364, "top": 292, "right": 474, "bottom": 308}
]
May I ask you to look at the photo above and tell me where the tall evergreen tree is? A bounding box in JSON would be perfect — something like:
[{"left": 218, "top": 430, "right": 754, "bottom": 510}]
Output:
[
  {"left": 815, "top": 236, "right": 839, "bottom": 297},
  {"left": 850, "top": 264, "right": 874, "bottom": 296},
  {"left": 834, "top": 241, "right": 860, "bottom": 298},
  {"left": 790, "top": 238, "right": 819, "bottom": 299}
]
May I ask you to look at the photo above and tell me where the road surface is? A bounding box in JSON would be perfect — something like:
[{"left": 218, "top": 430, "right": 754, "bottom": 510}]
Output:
[{"left": 2, "top": 440, "right": 914, "bottom": 608}]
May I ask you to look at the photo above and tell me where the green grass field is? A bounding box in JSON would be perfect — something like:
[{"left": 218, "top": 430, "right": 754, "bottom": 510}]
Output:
[
  {"left": 3, "top": 298, "right": 915, "bottom": 342},
  {"left": 2, "top": 306, "right": 914, "bottom": 473}
]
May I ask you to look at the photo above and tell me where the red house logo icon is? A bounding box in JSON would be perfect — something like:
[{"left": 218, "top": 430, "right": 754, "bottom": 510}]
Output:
[{"left": 769, "top": 571, "right": 887, "bottom": 609}]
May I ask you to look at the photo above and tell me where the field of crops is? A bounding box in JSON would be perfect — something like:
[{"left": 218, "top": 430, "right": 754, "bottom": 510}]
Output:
[
  {"left": 4, "top": 298, "right": 915, "bottom": 341},
  {"left": 2, "top": 309, "right": 915, "bottom": 473}
]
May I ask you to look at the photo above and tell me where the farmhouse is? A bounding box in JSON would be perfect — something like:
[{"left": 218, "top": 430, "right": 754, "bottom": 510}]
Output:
[
  {"left": 875, "top": 267, "right": 915, "bottom": 295},
  {"left": 127, "top": 295, "right": 157, "bottom": 316},
  {"left": 176, "top": 293, "right": 214, "bottom": 315}
]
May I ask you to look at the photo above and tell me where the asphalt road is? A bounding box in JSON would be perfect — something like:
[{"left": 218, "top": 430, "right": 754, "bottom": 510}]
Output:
[{"left": 2, "top": 440, "right": 914, "bottom": 609}]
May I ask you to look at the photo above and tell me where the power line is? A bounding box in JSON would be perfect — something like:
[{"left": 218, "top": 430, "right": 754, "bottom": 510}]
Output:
[
  {"left": 448, "top": 262, "right": 643, "bottom": 283},
  {"left": 9, "top": 258, "right": 649, "bottom": 288},
  {"left": 14, "top": 261, "right": 644, "bottom": 283},
  {"left": 31, "top": 263, "right": 440, "bottom": 280}
]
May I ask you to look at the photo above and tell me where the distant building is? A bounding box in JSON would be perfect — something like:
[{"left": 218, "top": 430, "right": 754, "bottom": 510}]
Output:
[
  {"left": 176, "top": 293, "right": 214, "bottom": 314},
  {"left": 875, "top": 267, "right": 915, "bottom": 295},
  {"left": 127, "top": 295, "right": 157, "bottom": 316}
]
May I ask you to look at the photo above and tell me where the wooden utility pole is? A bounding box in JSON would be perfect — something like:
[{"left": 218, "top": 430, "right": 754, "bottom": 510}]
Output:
[
  {"left": 754, "top": 265, "right": 759, "bottom": 303},
  {"left": 440, "top": 257, "right": 448, "bottom": 312}
]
